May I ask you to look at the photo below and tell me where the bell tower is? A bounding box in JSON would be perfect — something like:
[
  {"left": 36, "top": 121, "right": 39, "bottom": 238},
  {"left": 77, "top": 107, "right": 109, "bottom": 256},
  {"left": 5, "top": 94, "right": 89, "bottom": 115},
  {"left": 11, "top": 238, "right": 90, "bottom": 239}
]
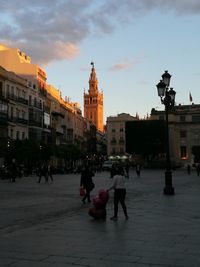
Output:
[{"left": 84, "top": 62, "right": 104, "bottom": 132}]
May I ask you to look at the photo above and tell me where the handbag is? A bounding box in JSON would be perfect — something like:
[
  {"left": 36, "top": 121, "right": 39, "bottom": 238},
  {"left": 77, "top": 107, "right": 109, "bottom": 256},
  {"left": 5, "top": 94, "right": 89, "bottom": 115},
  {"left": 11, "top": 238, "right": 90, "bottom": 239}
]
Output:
[{"left": 79, "top": 186, "right": 85, "bottom": 197}]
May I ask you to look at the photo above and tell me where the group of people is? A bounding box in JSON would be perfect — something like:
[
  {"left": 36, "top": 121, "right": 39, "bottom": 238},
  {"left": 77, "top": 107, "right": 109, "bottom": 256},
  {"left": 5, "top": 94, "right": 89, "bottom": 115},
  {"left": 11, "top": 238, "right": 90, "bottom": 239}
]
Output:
[
  {"left": 37, "top": 162, "right": 54, "bottom": 183},
  {"left": 5, "top": 158, "right": 23, "bottom": 183},
  {"left": 187, "top": 163, "right": 200, "bottom": 176},
  {"left": 80, "top": 163, "right": 129, "bottom": 221}
]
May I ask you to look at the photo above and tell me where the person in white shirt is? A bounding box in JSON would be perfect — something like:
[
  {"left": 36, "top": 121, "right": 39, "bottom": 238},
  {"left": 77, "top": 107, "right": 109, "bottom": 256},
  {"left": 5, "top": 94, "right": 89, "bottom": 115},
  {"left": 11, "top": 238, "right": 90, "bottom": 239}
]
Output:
[{"left": 108, "top": 165, "right": 129, "bottom": 220}]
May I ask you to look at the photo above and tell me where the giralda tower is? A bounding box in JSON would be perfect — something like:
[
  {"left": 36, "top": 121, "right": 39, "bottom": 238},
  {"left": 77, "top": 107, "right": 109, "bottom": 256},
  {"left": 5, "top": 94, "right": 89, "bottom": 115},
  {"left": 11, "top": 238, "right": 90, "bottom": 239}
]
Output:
[{"left": 84, "top": 62, "right": 104, "bottom": 132}]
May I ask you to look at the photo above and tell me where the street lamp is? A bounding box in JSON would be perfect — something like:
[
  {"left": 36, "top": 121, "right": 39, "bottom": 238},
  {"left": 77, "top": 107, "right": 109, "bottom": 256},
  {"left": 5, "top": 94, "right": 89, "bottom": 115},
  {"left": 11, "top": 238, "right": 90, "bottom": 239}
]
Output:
[{"left": 156, "top": 71, "right": 176, "bottom": 195}]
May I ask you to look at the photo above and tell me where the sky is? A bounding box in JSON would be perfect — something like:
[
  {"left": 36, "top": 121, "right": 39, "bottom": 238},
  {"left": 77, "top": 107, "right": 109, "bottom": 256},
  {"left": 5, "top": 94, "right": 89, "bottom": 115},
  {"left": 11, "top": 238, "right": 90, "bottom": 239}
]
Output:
[{"left": 1, "top": 0, "right": 200, "bottom": 123}]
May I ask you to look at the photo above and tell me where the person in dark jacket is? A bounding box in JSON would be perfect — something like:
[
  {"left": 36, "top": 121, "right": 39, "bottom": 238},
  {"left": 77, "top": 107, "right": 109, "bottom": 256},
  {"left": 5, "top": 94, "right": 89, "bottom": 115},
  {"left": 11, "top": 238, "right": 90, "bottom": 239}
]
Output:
[
  {"left": 37, "top": 163, "right": 48, "bottom": 183},
  {"left": 80, "top": 165, "right": 95, "bottom": 203},
  {"left": 47, "top": 163, "right": 54, "bottom": 182},
  {"left": 196, "top": 164, "right": 200, "bottom": 176},
  {"left": 10, "top": 159, "right": 17, "bottom": 183}
]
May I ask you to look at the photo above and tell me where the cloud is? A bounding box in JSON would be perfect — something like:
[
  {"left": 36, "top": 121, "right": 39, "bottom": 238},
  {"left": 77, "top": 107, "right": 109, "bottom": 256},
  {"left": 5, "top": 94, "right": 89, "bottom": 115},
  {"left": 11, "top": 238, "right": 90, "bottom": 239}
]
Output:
[
  {"left": 109, "top": 57, "right": 142, "bottom": 72},
  {"left": 0, "top": 0, "right": 200, "bottom": 65},
  {"left": 110, "top": 62, "right": 130, "bottom": 72}
]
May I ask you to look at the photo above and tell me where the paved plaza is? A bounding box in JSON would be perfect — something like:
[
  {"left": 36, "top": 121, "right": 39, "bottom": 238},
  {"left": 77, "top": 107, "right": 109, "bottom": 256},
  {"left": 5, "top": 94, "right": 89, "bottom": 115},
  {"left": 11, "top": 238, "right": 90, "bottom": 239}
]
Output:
[{"left": 0, "top": 168, "right": 200, "bottom": 267}]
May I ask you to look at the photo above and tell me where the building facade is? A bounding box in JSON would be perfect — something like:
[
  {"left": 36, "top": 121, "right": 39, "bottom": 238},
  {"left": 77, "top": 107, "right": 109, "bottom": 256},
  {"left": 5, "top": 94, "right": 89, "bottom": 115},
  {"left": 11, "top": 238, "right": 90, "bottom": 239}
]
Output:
[
  {"left": 106, "top": 113, "right": 137, "bottom": 156},
  {"left": 0, "top": 66, "right": 29, "bottom": 141},
  {"left": 151, "top": 104, "right": 200, "bottom": 167},
  {"left": 84, "top": 63, "right": 104, "bottom": 132},
  {"left": 0, "top": 45, "right": 107, "bottom": 165},
  {"left": 0, "top": 44, "right": 47, "bottom": 141}
]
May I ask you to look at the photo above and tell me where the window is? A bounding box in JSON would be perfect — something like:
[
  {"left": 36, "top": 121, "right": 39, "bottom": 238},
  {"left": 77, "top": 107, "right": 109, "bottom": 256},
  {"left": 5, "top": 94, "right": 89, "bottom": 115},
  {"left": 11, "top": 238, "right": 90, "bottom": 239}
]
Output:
[
  {"left": 180, "top": 115, "right": 186, "bottom": 122},
  {"left": 180, "top": 146, "right": 187, "bottom": 159},
  {"left": 10, "top": 129, "right": 13, "bottom": 139},
  {"left": 10, "top": 106, "right": 14, "bottom": 119},
  {"left": 16, "top": 131, "right": 20, "bottom": 140},
  {"left": 11, "top": 86, "right": 14, "bottom": 97},
  {"left": 119, "top": 137, "right": 124, "bottom": 143},
  {"left": 180, "top": 130, "right": 187, "bottom": 138},
  {"left": 22, "top": 110, "right": 25, "bottom": 119},
  {"left": 16, "top": 108, "right": 20, "bottom": 118},
  {"left": 112, "top": 129, "right": 116, "bottom": 133},
  {"left": 111, "top": 138, "right": 116, "bottom": 144},
  {"left": 6, "top": 84, "right": 10, "bottom": 94},
  {"left": 112, "top": 148, "right": 116, "bottom": 154},
  {"left": 192, "top": 115, "right": 200, "bottom": 122},
  {"left": 159, "top": 115, "right": 164, "bottom": 120},
  {"left": 120, "top": 147, "right": 124, "bottom": 154},
  {"left": 16, "top": 87, "right": 20, "bottom": 97},
  {"left": 29, "top": 95, "right": 32, "bottom": 105},
  {"left": 22, "top": 90, "right": 26, "bottom": 99},
  {"left": 0, "top": 101, "right": 7, "bottom": 113},
  {"left": 120, "top": 128, "right": 124, "bottom": 132},
  {"left": 22, "top": 132, "right": 25, "bottom": 140}
]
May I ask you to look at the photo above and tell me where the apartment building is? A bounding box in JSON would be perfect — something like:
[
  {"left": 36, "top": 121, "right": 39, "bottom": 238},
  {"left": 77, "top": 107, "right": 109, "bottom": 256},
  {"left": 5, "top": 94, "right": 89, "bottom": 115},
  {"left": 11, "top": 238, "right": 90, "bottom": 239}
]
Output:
[
  {"left": 0, "top": 66, "right": 29, "bottom": 140},
  {"left": 0, "top": 44, "right": 46, "bottom": 141},
  {"left": 106, "top": 113, "right": 137, "bottom": 156},
  {"left": 151, "top": 104, "right": 200, "bottom": 166}
]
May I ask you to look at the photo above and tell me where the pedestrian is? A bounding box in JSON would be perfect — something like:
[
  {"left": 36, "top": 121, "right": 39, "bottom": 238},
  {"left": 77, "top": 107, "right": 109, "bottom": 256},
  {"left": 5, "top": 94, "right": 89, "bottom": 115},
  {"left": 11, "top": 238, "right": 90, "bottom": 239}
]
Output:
[
  {"left": 125, "top": 161, "right": 130, "bottom": 178},
  {"left": 37, "top": 163, "right": 48, "bottom": 183},
  {"left": 196, "top": 164, "right": 200, "bottom": 176},
  {"left": 10, "top": 158, "right": 17, "bottom": 183},
  {"left": 187, "top": 164, "right": 191, "bottom": 174},
  {"left": 108, "top": 165, "right": 129, "bottom": 221},
  {"left": 136, "top": 164, "right": 141, "bottom": 177},
  {"left": 47, "top": 162, "right": 54, "bottom": 182},
  {"left": 110, "top": 163, "right": 116, "bottom": 178},
  {"left": 80, "top": 165, "right": 95, "bottom": 203}
]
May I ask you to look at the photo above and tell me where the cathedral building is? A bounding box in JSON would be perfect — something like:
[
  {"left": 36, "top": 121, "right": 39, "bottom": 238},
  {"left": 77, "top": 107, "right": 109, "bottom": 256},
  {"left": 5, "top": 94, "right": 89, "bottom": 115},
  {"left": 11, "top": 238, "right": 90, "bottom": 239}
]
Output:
[{"left": 84, "top": 63, "right": 104, "bottom": 132}]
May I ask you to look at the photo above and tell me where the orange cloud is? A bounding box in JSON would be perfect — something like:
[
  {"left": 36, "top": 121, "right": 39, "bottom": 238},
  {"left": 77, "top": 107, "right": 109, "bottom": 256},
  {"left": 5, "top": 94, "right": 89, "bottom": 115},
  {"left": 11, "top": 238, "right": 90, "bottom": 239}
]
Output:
[
  {"left": 110, "top": 62, "right": 129, "bottom": 71},
  {"left": 55, "top": 41, "right": 80, "bottom": 60}
]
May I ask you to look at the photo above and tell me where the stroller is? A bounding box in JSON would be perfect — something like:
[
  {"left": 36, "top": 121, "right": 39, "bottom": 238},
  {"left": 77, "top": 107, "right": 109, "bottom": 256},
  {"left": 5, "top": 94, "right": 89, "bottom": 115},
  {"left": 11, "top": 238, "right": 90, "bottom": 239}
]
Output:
[{"left": 88, "top": 189, "right": 109, "bottom": 219}]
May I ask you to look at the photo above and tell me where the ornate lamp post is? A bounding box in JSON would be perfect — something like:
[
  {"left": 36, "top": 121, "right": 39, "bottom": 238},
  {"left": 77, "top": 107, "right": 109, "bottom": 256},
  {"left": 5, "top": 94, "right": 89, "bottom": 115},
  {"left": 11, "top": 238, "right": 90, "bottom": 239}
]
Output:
[{"left": 156, "top": 71, "right": 176, "bottom": 195}]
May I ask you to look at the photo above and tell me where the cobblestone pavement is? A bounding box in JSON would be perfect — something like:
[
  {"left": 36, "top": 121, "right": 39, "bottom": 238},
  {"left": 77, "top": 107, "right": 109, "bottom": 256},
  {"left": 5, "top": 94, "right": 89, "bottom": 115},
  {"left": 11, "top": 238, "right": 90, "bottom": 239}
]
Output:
[{"left": 0, "top": 168, "right": 200, "bottom": 267}]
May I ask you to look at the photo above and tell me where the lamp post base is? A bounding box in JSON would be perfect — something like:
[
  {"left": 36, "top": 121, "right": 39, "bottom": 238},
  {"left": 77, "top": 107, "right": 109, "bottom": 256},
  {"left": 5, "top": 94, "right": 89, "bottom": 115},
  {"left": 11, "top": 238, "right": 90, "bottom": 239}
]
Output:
[{"left": 163, "top": 170, "right": 175, "bottom": 195}]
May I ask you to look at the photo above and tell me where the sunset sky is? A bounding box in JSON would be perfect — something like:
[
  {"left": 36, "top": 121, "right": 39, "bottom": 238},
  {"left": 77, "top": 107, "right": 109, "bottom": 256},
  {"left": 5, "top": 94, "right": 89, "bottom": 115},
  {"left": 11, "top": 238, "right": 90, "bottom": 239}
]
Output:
[{"left": 1, "top": 0, "right": 200, "bottom": 122}]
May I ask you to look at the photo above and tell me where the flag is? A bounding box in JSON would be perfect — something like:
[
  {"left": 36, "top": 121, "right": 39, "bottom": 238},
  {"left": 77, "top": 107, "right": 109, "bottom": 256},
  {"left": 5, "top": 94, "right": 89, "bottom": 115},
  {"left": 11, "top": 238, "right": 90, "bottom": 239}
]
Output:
[{"left": 189, "top": 92, "right": 193, "bottom": 102}]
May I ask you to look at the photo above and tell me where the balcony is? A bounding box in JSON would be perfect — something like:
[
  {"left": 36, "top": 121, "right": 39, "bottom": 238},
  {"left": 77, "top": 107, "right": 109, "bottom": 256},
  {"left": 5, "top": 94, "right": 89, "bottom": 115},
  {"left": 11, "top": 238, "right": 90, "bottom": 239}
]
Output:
[
  {"left": 52, "top": 111, "right": 65, "bottom": 118},
  {"left": 29, "top": 101, "right": 43, "bottom": 110},
  {"left": 15, "top": 117, "right": 28, "bottom": 125},
  {"left": 38, "top": 87, "right": 47, "bottom": 97},
  {"left": 0, "top": 93, "right": 8, "bottom": 102},
  {"left": 17, "top": 97, "right": 28, "bottom": 105},
  {"left": 6, "top": 93, "right": 16, "bottom": 101},
  {"left": 8, "top": 116, "right": 28, "bottom": 125},
  {"left": 29, "top": 120, "right": 43, "bottom": 128},
  {"left": 56, "top": 127, "right": 64, "bottom": 135},
  {"left": 0, "top": 113, "right": 8, "bottom": 125}
]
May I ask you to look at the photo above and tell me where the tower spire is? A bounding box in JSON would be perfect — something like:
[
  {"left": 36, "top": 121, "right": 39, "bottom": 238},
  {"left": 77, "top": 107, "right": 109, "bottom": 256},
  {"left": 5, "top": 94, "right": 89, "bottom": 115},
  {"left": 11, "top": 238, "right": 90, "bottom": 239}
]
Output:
[{"left": 89, "top": 62, "right": 98, "bottom": 92}]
